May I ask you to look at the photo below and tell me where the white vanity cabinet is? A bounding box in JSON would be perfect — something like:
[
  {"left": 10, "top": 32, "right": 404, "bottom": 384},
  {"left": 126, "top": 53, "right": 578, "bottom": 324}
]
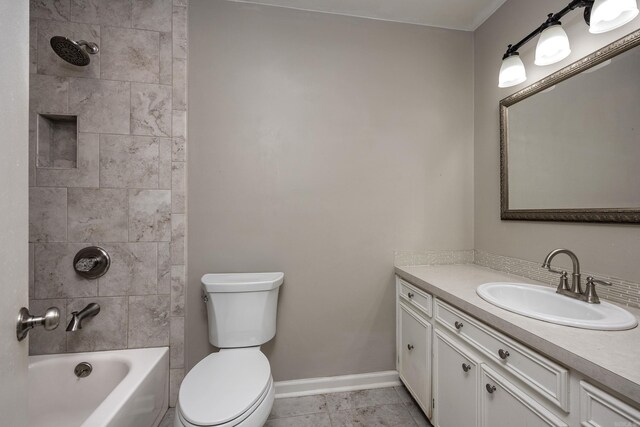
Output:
[{"left": 396, "top": 278, "right": 433, "bottom": 418}]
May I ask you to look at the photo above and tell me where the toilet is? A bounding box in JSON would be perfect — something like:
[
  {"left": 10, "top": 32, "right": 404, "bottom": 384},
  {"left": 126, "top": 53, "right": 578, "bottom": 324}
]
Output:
[{"left": 174, "top": 272, "right": 284, "bottom": 427}]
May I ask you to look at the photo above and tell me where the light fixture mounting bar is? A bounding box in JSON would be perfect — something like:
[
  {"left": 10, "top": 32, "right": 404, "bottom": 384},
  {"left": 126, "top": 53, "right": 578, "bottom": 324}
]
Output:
[{"left": 504, "top": 0, "right": 594, "bottom": 58}]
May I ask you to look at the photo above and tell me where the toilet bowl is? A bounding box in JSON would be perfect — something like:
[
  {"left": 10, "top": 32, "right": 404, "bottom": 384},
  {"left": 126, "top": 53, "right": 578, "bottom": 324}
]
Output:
[{"left": 174, "top": 272, "right": 284, "bottom": 427}]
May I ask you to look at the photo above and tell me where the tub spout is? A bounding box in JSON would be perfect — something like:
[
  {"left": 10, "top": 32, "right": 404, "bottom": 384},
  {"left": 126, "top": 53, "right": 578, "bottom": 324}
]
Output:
[{"left": 66, "top": 303, "right": 100, "bottom": 331}]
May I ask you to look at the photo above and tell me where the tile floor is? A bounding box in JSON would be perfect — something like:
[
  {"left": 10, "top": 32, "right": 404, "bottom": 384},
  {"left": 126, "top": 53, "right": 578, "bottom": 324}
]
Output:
[{"left": 159, "top": 385, "right": 432, "bottom": 427}]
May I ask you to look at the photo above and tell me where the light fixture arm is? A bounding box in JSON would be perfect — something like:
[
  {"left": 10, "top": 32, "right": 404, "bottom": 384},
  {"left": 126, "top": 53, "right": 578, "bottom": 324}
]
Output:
[{"left": 503, "top": 0, "right": 594, "bottom": 58}]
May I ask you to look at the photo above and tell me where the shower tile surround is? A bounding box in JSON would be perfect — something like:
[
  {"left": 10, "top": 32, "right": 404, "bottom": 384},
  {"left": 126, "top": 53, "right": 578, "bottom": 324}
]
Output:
[
  {"left": 28, "top": 0, "right": 188, "bottom": 407},
  {"left": 395, "top": 250, "right": 640, "bottom": 308}
]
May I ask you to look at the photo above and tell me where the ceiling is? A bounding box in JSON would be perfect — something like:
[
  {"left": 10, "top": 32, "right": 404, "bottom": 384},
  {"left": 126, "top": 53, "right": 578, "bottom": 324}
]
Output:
[{"left": 225, "top": 0, "right": 507, "bottom": 31}]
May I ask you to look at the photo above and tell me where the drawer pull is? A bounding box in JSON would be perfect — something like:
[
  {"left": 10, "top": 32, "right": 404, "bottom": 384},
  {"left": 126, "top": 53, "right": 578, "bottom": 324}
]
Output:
[
  {"left": 462, "top": 363, "right": 471, "bottom": 372},
  {"left": 407, "top": 292, "right": 414, "bottom": 299},
  {"left": 407, "top": 344, "right": 414, "bottom": 351},
  {"left": 498, "top": 349, "right": 510, "bottom": 359},
  {"left": 454, "top": 321, "right": 463, "bottom": 330},
  {"left": 486, "top": 384, "right": 497, "bottom": 394}
]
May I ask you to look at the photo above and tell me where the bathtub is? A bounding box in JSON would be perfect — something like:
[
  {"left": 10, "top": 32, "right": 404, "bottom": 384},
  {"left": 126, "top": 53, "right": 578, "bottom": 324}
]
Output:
[{"left": 28, "top": 347, "right": 169, "bottom": 427}]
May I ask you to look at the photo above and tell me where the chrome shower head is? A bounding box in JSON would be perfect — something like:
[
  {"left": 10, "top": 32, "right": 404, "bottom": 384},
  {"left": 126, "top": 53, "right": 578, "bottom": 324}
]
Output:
[{"left": 50, "top": 36, "right": 99, "bottom": 66}]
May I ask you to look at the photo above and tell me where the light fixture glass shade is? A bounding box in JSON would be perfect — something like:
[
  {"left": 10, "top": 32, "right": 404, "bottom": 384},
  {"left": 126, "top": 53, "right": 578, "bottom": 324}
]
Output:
[
  {"left": 498, "top": 54, "right": 527, "bottom": 88},
  {"left": 589, "top": 0, "right": 639, "bottom": 34},
  {"left": 535, "top": 24, "right": 571, "bottom": 66}
]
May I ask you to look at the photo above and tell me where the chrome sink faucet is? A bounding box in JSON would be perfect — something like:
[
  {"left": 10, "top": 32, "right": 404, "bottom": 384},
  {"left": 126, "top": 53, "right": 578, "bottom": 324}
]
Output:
[
  {"left": 66, "top": 303, "right": 100, "bottom": 331},
  {"left": 541, "top": 249, "right": 611, "bottom": 304}
]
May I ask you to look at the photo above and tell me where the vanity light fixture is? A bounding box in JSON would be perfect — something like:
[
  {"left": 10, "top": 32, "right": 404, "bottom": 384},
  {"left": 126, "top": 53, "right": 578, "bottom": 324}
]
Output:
[{"left": 498, "top": 0, "right": 639, "bottom": 87}]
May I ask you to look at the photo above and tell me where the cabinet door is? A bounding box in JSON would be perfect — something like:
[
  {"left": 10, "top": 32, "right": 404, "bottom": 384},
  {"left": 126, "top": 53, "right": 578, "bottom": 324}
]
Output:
[
  {"left": 399, "top": 302, "right": 432, "bottom": 418},
  {"left": 433, "top": 330, "right": 479, "bottom": 427},
  {"left": 480, "top": 365, "right": 567, "bottom": 427}
]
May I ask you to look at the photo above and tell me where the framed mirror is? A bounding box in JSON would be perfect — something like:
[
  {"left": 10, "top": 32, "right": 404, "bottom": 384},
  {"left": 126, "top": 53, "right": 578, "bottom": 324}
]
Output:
[{"left": 500, "top": 29, "right": 640, "bottom": 223}]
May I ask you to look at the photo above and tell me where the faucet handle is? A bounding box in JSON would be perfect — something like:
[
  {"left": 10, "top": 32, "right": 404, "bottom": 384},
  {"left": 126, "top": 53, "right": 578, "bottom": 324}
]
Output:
[
  {"left": 548, "top": 269, "right": 571, "bottom": 292},
  {"left": 584, "top": 276, "right": 612, "bottom": 304}
]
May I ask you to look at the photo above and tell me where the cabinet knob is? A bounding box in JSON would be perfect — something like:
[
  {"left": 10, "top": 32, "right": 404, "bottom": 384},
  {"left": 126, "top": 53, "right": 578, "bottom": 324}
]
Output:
[
  {"left": 486, "top": 384, "right": 497, "bottom": 394},
  {"left": 454, "top": 321, "right": 463, "bottom": 330},
  {"left": 498, "top": 349, "right": 510, "bottom": 359},
  {"left": 462, "top": 363, "right": 471, "bottom": 372},
  {"left": 407, "top": 292, "right": 414, "bottom": 299},
  {"left": 407, "top": 344, "right": 414, "bottom": 351}
]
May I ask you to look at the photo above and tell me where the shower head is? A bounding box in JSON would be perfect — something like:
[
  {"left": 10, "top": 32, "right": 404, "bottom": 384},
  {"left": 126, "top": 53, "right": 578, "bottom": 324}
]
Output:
[{"left": 50, "top": 36, "right": 99, "bottom": 66}]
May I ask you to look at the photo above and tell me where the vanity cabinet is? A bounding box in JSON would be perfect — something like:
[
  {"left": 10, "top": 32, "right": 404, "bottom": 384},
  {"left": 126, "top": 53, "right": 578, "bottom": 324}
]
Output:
[
  {"left": 433, "top": 330, "right": 480, "bottom": 427},
  {"left": 396, "top": 278, "right": 433, "bottom": 418}
]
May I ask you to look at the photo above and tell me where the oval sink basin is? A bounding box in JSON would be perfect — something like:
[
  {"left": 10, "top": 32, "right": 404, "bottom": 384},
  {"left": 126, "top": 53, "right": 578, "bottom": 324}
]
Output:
[{"left": 477, "top": 282, "right": 638, "bottom": 331}]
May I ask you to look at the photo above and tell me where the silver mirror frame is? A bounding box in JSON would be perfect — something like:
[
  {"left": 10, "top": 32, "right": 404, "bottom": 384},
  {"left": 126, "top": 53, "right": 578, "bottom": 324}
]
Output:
[{"left": 500, "top": 28, "right": 640, "bottom": 224}]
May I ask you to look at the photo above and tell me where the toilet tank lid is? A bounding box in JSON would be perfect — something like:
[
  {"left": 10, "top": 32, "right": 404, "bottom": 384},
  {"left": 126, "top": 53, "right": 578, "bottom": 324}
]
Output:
[{"left": 201, "top": 272, "right": 284, "bottom": 292}]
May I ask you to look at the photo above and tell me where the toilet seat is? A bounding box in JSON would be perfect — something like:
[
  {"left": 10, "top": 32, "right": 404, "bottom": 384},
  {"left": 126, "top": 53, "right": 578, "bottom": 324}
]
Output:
[{"left": 177, "top": 348, "right": 272, "bottom": 427}]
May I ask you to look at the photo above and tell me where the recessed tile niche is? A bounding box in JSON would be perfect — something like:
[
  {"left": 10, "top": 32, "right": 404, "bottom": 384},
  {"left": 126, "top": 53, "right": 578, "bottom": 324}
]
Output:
[{"left": 37, "top": 114, "right": 78, "bottom": 169}]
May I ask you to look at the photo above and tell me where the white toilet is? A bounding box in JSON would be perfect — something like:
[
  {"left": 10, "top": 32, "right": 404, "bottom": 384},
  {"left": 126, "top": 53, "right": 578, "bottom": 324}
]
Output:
[{"left": 174, "top": 272, "right": 284, "bottom": 427}]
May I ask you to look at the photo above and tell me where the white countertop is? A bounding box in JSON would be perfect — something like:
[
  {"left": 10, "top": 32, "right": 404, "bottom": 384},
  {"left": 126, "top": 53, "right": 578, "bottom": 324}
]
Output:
[{"left": 395, "top": 263, "right": 640, "bottom": 404}]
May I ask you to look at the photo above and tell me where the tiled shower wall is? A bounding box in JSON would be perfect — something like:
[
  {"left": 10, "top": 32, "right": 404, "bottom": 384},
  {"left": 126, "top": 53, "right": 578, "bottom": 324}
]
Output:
[{"left": 28, "top": 0, "right": 187, "bottom": 406}]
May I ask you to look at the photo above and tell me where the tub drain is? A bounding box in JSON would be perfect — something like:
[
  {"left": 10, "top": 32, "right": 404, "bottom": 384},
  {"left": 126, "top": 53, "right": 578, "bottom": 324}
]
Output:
[{"left": 74, "top": 362, "right": 92, "bottom": 378}]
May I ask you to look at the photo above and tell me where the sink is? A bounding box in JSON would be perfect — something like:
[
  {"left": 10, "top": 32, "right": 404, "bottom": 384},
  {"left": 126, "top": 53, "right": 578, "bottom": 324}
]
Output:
[{"left": 476, "top": 282, "right": 638, "bottom": 331}]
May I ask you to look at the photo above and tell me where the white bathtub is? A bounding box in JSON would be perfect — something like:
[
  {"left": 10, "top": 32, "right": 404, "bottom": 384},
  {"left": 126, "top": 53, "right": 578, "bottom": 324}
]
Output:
[{"left": 28, "top": 347, "right": 169, "bottom": 427}]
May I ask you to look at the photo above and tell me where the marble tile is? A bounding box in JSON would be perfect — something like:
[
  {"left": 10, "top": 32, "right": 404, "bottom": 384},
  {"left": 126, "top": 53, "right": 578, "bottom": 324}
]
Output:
[
  {"left": 29, "top": 74, "right": 68, "bottom": 114},
  {"left": 170, "top": 214, "right": 185, "bottom": 265},
  {"left": 129, "top": 190, "right": 171, "bottom": 242},
  {"left": 265, "top": 413, "right": 331, "bottom": 427},
  {"left": 132, "top": 0, "right": 172, "bottom": 32},
  {"left": 131, "top": 83, "right": 172, "bottom": 137},
  {"left": 28, "top": 298, "right": 67, "bottom": 355},
  {"left": 169, "top": 368, "right": 185, "bottom": 407},
  {"left": 159, "top": 138, "right": 172, "bottom": 189},
  {"left": 405, "top": 401, "right": 431, "bottom": 427},
  {"left": 30, "top": 20, "right": 37, "bottom": 74},
  {"left": 70, "top": 0, "right": 132, "bottom": 27},
  {"left": 330, "top": 404, "right": 416, "bottom": 427},
  {"left": 67, "top": 188, "right": 128, "bottom": 242},
  {"left": 170, "top": 265, "right": 185, "bottom": 316},
  {"left": 269, "top": 395, "right": 327, "bottom": 419},
  {"left": 37, "top": 20, "right": 100, "bottom": 79},
  {"left": 172, "top": 58, "right": 186, "bottom": 110},
  {"left": 325, "top": 388, "right": 401, "bottom": 412},
  {"left": 101, "top": 27, "right": 159, "bottom": 83},
  {"left": 172, "top": 7, "right": 187, "bottom": 59},
  {"left": 34, "top": 243, "right": 97, "bottom": 298},
  {"left": 128, "top": 295, "right": 170, "bottom": 347},
  {"left": 172, "top": 110, "right": 186, "bottom": 139},
  {"left": 159, "top": 408, "right": 175, "bottom": 427},
  {"left": 31, "top": 0, "right": 70, "bottom": 21},
  {"left": 69, "top": 78, "right": 130, "bottom": 134},
  {"left": 98, "top": 243, "right": 157, "bottom": 296},
  {"left": 99, "top": 135, "right": 160, "bottom": 188},
  {"left": 36, "top": 132, "right": 99, "bottom": 188},
  {"left": 170, "top": 317, "right": 184, "bottom": 368},
  {"left": 158, "top": 242, "right": 171, "bottom": 294},
  {"left": 29, "top": 187, "right": 67, "bottom": 242},
  {"left": 394, "top": 386, "right": 412, "bottom": 403},
  {"left": 159, "top": 32, "right": 172, "bottom": 85},
  {"left": 172, "top": 138, "right": 186, "bottom": 162},
  {"left": 171, "top": 162, "right": 186, "bottom": 213},
  {"left": 174, "top": 0, "right": 187, "bottom": 6},
  {"left": 66, "top": 296, "right": 128, "bottom": 352},
  {"left": 29, "top": 244, "right": 35, "bottom": 298}
]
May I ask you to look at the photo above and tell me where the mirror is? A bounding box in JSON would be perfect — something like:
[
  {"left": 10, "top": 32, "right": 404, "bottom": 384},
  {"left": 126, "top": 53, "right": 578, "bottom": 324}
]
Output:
[{"left": 500, "top": 29, "right": 640, "bottom": 223}]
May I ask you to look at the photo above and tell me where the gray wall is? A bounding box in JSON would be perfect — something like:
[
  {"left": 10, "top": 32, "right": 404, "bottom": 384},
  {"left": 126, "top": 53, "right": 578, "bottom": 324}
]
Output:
[
  {"left": 474, "top": 0, "right": 640, "bottom": 282},
  {"left": 187, "top": 0, "right": 474, "bottom": 379},
  {"left": 0, "top": 0, "right": 29, "bottom": 423},
  {"left": 28, "top": 0, "right": 188, "bottom": 406}
]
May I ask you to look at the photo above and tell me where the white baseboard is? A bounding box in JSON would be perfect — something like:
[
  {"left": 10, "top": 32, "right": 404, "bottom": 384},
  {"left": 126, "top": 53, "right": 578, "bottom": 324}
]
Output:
[{"left": 274, "top": 370, "right": 401, "bottom": 399}]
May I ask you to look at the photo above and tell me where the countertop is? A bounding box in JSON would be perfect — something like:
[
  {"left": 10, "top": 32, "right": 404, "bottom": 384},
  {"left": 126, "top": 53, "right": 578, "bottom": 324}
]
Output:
[{"left": 395, "top": 263, "right": 640, "bottom": 404}]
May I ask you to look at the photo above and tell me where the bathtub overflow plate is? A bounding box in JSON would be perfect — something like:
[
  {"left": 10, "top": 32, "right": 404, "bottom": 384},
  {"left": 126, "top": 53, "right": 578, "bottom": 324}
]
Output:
[{"left": 74, "top": 362, "right": 92, "bottom": 378}]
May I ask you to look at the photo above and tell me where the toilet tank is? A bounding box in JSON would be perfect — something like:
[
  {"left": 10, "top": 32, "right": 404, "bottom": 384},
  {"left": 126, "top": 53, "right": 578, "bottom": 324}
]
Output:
[{"left": 201, "top": 272, "right": 284, "bottom": 348}]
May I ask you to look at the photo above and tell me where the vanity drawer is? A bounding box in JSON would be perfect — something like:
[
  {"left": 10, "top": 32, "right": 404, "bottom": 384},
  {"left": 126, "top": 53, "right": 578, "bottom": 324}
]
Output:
[
  {"left": 399, "top": 279, "right": 432, "bottom": 317},
  {"left": 435, "top": 299, "right": 569, "bottom": 411},
  {"left": 580, "top": 381, "right": 640, "bottom": 426}
]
